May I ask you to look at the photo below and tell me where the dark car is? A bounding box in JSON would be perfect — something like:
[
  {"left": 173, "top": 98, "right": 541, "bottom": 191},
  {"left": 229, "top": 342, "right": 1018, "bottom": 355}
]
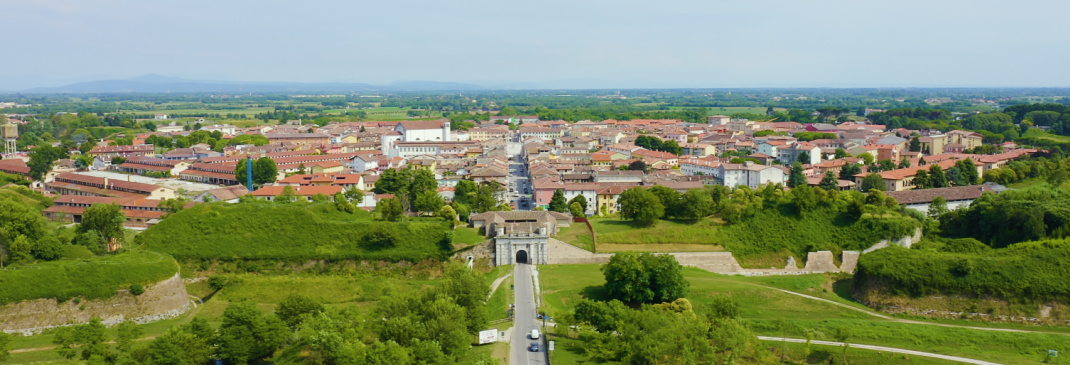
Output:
[{"left": 529, "top": 343, "right": 540, "bottom": 352}]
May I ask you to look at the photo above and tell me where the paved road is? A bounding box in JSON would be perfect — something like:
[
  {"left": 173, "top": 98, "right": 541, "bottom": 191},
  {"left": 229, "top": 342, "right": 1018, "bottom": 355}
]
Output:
[
  {"left": 506, "top": 141, "right": 532, "bottom": 211},
  {"left": 510, "top": 264, "right": 547, "bottom": 365},
  {"left": 757, "top": 336, "right": 1002, "bottom": 365}
]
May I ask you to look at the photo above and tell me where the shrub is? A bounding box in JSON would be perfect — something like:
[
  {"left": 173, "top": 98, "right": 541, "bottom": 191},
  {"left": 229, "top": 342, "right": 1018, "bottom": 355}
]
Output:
[{"left": 129, "top": 283, "right": 145, "bottom": 296}]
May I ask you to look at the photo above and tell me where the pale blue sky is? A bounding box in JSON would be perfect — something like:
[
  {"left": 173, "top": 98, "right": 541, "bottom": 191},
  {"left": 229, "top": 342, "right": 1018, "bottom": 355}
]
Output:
[{"left": 3, "top": 0, "right": 1069, "bottom": 90}]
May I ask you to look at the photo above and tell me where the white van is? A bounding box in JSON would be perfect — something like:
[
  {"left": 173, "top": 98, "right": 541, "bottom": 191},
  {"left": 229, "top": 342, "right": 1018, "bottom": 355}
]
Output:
[{"left": 530, "top": 329, "right": 540, "bottom": 340}]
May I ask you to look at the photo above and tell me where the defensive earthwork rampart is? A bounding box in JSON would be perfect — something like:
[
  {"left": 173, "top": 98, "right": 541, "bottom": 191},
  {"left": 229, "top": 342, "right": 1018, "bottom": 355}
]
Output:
[
  {"left": 542, "top": 228, "right": 922, "bottom": 276},
  {"left": 0, "top": 273, "right": 191, "bottom": 335}
]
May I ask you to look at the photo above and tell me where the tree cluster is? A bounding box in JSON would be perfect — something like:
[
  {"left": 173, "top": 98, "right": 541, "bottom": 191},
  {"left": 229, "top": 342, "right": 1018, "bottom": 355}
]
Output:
[
  {"left": 567, "top": 297, "right": 764, "bottom": 364},
  {"left": 940, "top": 186, "right": 1070, "bottom": 248},
  {"left": 234, "top": 157, "right": 278, "bottom": 187},
  {"left": 602, "top": 252, "right": 689, "bottom": 304},
  {"left": 634, "top": 135, "right": 683, "bottom": 155}
]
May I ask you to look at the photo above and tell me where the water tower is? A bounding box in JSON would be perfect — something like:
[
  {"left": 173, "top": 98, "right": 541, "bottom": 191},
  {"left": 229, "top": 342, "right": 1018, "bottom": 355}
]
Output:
[{"left": 1, "top": 122, "right": 16, "bottom": 155}]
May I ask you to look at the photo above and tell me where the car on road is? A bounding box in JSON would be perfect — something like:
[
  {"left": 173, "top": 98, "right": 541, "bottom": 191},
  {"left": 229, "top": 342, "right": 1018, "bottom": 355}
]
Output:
[
  {"left": 528, "top": 343, "right": 540, "bottom": 352},
  {"left": 530, "top": 329, "right": 540, "bottom": 340}
]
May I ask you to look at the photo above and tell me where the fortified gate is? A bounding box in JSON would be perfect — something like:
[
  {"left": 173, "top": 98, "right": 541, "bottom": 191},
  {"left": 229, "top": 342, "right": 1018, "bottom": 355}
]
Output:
[{"left": 467, "top": 211, "right": 572, "bottom": 266}]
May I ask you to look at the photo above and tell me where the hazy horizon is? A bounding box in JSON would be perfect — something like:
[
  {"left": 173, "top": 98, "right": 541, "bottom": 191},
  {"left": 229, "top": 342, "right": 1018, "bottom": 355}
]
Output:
[{"left": 3, "top": 0, "right": 1070, "bottom": 91}]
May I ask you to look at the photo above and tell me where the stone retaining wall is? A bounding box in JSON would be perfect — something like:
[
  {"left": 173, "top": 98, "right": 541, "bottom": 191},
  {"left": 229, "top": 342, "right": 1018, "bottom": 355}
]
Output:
[{"left": 0, "top": 273, "right": 191, "bottom": 335}]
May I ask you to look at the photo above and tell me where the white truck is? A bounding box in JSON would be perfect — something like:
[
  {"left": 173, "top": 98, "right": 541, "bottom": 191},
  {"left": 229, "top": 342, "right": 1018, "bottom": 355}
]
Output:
[{"left": 530, "top": 329, "right": 540, "bottom": 340}]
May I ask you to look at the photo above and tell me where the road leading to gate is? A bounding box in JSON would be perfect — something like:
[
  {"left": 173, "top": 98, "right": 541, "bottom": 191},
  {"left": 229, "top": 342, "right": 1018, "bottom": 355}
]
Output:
[{"left": 510, "top": 263, "right": 547, "bottom": 365}]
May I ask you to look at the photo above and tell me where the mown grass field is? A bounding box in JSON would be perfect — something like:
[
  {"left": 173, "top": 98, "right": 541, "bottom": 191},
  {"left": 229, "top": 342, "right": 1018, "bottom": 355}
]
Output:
[
  {"left": 553, "top": 224, "right": 594, "bottom": 251},
  {"left": 538, "top": 264, "right": 1070, "bottom": 365},
  {"left": 585, "top": 217, "right": 724, "bottom": 245},
  {"left": 548, "top": 335, "right": 965, "bottom": 365}
]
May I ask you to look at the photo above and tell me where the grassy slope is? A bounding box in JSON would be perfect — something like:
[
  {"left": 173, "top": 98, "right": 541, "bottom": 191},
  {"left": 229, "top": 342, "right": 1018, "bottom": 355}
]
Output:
[
  {"left": 582, "top": 207, "right": 916, "bottom": 267},
  {"left": 1022, "top": 128, "right": 1070, "bottom": 143},
  {"left": 454, "top": 227, "right": 487, "bottom": 246},
  {"left": 538, "top": 264, "right": 1070, "bottom": 364},
  {"left": 137, "top": 202, "right": 452, "bottom": 261},
  {"left": 0, "top": 250, "right": 179, "bottom": 304}
]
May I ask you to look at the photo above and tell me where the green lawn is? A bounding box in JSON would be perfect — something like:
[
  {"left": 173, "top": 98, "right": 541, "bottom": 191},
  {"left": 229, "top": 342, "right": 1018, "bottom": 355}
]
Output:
[
  {"left": 585, "top": 217, "right": 725, "bottom": 246},
  {"left": 538, "top": 264, "right": 1070, "bottom": 364},
  {"left": 553, "top": 224, "right": 594, "bottom": 251},
  {"left": 454, "top": 227, "right": 488, "bottom": 246},
  {"left": 485, "top": 275, "right": 513, "bottom": 322}
]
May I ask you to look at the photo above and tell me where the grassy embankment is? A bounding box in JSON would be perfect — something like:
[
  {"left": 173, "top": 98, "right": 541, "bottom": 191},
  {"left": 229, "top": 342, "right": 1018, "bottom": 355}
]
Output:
[
  {"left": 0, "top": 250, "right": 179, "bottom": 304},
  {"left": 137, "top": 202, "right": 454, "bottom": 262},
  {"left": 539, "top": 264, "right": 1070, "bottom": 365},
  {"left": 6, "top": 262, "right": 513, "bottom": 364},
  {"left": 554, "top": 207, "right": 916, "bottom": 268}
]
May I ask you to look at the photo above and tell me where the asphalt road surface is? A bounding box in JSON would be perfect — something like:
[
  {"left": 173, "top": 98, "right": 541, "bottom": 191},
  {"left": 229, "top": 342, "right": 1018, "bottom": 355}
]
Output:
[
  {"left": 506, "top": 141, "right": 532, "bottom": 211},
  {"left": 510, "top": 263, "right": 547, "bottom": 365}
]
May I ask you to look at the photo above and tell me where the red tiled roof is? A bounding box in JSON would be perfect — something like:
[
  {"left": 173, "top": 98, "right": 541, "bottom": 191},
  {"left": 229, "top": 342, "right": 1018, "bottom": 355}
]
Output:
[{"left": 252, "top": 185, "right": 344, "bottom": 197}]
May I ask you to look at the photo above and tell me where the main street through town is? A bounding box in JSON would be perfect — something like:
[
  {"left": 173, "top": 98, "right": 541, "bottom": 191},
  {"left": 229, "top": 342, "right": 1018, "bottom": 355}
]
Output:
[
  {"left": 506, "top": 141, "right": 532, "bottom": 211},
  {"left": 509, "top": 263, "right": 547, "bottom": 365}
]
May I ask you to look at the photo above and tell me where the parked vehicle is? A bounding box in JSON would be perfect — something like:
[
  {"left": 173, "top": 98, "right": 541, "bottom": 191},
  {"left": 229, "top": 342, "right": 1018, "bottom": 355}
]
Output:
[
  {"left": 530, "top": 329, "right": 540, "bottom": 340},
  {"left": 529, "top": 343, "right": 540, "bottom": 352}
]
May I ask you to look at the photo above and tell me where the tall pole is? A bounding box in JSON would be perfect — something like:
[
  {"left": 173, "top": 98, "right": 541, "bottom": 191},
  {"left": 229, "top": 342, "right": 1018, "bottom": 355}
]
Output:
[{"left": 247, "top": 157, "right": 254, "bottom": 192}]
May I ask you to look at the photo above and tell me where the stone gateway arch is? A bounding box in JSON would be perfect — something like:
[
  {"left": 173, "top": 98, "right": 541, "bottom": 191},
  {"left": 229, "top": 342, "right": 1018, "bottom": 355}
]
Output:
[{"left": 467, "top": 211, "right": 572, "bottom": 266}]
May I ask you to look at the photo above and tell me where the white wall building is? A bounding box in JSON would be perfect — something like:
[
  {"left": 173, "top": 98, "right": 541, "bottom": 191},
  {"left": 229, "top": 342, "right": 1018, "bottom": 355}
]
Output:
[{"left": 719, "top": 162, "right": 786, "bottom": 189}]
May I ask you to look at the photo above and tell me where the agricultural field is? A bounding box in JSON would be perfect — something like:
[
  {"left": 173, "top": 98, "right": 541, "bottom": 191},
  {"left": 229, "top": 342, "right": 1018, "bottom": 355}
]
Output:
[
  {"left": 538, "top": 264, "right": 1070, "bottom": 364},
  {"left": 666, "top": 106, "right": 787, "bottom": 115}
]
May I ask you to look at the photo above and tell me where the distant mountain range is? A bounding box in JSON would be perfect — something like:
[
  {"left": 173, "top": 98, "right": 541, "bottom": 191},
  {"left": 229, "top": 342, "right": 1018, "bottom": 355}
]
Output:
[{"left": 20, "top": 75, "right": 486, "bottom": 93}]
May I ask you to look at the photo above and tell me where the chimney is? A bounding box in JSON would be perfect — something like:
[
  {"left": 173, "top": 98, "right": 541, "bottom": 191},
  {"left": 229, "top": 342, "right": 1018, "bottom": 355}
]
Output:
[{"left": 103, "top": 177, "right": 109, "bottom": 188}]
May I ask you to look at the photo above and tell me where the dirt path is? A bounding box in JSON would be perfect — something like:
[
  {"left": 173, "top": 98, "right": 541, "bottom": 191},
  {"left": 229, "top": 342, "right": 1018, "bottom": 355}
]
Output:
[
  {"left": 761, "top": 285, "right": 1070, "bottom": 336},
  {"left": 757, "top": 336, "right": 1002, "bottom": 365},
  {"left": 487, "top": 273, "right": 512, "bottom": 300},
  {"left": 11, "top": 336, "right": 158, "bottom": 354}
]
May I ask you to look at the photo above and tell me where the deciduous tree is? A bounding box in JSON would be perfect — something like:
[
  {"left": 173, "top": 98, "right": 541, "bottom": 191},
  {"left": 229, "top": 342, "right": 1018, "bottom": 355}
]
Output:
[
  {"left": 275, "top": 294, "right": 325, "bottom": 330},
  {"left": 619, "top": 187, "right": 664, "bottom": 227},
  {"left": 376, "top": 197, "right": 404, "bottom": 222},
  {"left": 218, "top": 301, "right": 290, "bottom": 365},
  {"left": 77, "top": 203, "right": 125, "bottom": 247},
  {"left": 860, "top": 173, "right": 885, "bottom": 192}
]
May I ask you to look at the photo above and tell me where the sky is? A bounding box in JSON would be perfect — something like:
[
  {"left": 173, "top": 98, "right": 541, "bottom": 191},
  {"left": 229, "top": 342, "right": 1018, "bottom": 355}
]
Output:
[{"left": 2, "top": 0, "right": 1070, "bottom": 90}]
